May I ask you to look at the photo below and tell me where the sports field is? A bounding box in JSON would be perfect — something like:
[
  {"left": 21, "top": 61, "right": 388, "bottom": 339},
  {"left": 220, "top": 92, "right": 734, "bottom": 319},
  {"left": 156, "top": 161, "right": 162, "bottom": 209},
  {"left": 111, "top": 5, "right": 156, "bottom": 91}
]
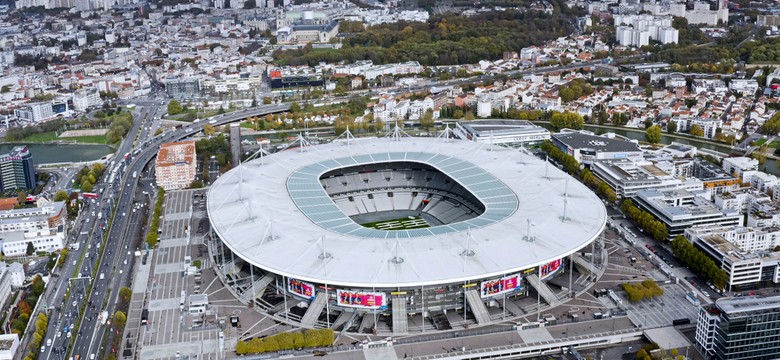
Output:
[{"left": 362, "top": 216, "right": 430, "bottom": 230}]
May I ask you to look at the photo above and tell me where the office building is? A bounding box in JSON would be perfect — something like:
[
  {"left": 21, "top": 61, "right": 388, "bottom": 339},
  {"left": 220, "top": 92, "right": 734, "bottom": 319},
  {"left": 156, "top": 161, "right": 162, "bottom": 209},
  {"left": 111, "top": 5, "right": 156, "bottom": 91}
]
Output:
[
  {"left": 550, "top": 131, "right": 643, "bottom": 165},
  {"left": 13, "top": 102, "right": 53, "bottom": 123},
  {"left": 686, "top": 225, "right": 780, "bottom": 288},
  {"left": 156, "top": 140, "right": 197, "bottom": 190},
  {"left": 166, "top": 78, "right": 202, "bottom": 99},
  {"left": 591, "top": 159, "right": 692, "bottom": 198},
  {"left": 633, "top": 189, "right": 743, "bottom": 238},
  {"left": 697, "top": 295, "right": 780, "bottom": 359},
  {"left": 0, "top": 146, "right": 35, "bottom": 192},
  {"left": 0, "top": 201, "right": 67, "bottom": 256},
  {"left": 453, "top": 120, "right": 550, "bottom": 147}
]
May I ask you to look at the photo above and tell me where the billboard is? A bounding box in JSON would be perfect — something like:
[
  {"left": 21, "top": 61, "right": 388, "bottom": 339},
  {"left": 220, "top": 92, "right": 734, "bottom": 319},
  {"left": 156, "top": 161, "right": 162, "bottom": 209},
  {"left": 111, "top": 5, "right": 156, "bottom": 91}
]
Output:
[
  {"left": 480, "top": 275, "right": 521, "bottom": 298},
  {"left": 288, "top": 278, "right": 315, "bottom": 300},
  {"left": 337, "top": 290, "right": 387, "bottom": 309},
  {"left": 539, "top": 258, "right": 562, "bottom": 279}
]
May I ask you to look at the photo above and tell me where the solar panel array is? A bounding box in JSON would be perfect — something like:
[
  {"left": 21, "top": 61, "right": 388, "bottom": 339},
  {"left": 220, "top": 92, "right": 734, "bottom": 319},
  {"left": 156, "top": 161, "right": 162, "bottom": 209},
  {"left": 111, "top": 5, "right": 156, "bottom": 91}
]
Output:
[{"left": 287, "top": 151, "right": 519, "bottom": 238}]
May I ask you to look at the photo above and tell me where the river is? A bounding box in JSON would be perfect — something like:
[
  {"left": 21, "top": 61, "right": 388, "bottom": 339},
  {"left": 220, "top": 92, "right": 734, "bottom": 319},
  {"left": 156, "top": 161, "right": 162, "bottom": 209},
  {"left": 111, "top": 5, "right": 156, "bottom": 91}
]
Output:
[{"left": 0, "top": 143, "right": 116, "bottom": 165}]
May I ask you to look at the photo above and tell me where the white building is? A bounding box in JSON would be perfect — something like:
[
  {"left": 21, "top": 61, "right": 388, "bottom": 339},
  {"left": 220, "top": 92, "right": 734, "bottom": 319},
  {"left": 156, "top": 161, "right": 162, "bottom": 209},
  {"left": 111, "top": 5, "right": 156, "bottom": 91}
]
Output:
[
  {"left": 188, "top": 294, "right": 208, "bottom": 315},
  {"left": 0, "top": 333, "right": 19, "bottom": 360},
  {"left": 613, "top": 14, "right": 678, "bottom": 47},
  {"left": 729, "top": 79, "right": 760, "bottom": 96},
  {"left": 13, "top": 102, "right": 54, "bottom": 123},
  {"left": 7, "top": 262, "right": 23, "bottom": 287},
  {"left": 686, "top": 225, "right": 780, "bottom": 288},
  {"left": 454, "top": 120, "right": 550, "bottom": 147},
  {"left": 722, "top": 157, "right": 759, "bottom": 180},
  {"left": 634, "top": 189, "right": 744, "bottom": 238},
  {"left": 1, "top": 230, "right": 65, "bottom": 257},
  {"left": 72, "top": 88, "right": 101, "bottom": 112}
]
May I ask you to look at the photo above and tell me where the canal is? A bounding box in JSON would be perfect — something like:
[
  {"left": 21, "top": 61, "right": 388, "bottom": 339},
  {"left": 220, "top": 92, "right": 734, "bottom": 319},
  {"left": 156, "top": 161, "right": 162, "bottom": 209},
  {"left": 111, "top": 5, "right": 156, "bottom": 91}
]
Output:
[{"left": 0, "top": 143, "right": 116, "bottom": 165}]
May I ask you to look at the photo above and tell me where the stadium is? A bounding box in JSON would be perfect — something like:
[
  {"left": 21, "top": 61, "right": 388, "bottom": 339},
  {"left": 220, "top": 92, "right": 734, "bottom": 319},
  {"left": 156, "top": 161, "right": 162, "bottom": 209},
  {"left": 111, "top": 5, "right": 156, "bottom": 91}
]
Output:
[{"left": 206, "top": 132, "right": 607, "bottom": 333}]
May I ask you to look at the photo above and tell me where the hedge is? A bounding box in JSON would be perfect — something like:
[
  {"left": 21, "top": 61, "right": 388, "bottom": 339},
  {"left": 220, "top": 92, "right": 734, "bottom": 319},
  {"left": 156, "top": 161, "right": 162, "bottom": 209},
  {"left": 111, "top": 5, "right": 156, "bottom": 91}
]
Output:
[
  {"left": 236, "top": 329, "right": 334, "bottom": 355},
  {"left": 621, "top": 279, "right": 664, "bottom": 303},
  {"left": 146, "top": 187, "right": 166, "bottom": 248}
]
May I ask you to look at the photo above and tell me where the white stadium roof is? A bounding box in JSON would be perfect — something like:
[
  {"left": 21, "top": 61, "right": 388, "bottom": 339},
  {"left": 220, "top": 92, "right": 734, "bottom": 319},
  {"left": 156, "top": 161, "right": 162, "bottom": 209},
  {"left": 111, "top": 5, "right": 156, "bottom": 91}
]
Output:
[{"left": 207, "top": 136, "right": 606, "bottom": 288}]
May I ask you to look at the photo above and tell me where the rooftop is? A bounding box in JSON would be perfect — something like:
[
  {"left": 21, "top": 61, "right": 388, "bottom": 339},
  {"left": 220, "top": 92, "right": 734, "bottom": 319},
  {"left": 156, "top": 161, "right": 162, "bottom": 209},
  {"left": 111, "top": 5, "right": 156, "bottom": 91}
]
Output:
[
  {"left": 716, "top": 295, "right": 780, "bottom": 316},
  {"left": 456, "top": 119, "right": 550, "bottom": 138},
  {"left": 552, "top": 132, "right": 641, "bottom": 153},
  {"left": 156, "top": 140, "right": 196, "bottom": 167},
  {"left": 207, "top": 136, "right": 606, "bottom": 288}
]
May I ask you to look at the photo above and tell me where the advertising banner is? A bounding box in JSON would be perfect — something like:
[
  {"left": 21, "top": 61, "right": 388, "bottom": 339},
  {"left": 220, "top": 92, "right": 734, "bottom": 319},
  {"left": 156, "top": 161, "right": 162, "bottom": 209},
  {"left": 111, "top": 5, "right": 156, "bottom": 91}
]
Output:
[
  {"left": 337, "top": 290, "right": 387, "bottom": 309},
  {"left": 480, "top": 275, "right": 521, "bottom": 298},
  {"left": 288, "top": 278, "right": 316, "bottom": 300},
  {"left": 539, "top": 258, "right": 562, "bottom": 279}
]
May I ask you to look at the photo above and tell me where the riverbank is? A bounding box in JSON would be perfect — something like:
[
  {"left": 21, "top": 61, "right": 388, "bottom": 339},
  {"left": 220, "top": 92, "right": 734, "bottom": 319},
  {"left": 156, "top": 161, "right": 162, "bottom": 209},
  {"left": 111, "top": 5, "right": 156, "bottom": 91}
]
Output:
[{"left": 0, "top": 143, "right": 116, "bottom": 165}]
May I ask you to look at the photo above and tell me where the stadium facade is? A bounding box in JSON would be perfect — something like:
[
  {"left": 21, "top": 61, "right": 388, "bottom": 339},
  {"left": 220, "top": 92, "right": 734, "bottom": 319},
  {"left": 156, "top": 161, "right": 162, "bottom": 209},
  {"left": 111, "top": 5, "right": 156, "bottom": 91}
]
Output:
[{"left": 206, "top": 134, "right": 607, "bottom": 333}]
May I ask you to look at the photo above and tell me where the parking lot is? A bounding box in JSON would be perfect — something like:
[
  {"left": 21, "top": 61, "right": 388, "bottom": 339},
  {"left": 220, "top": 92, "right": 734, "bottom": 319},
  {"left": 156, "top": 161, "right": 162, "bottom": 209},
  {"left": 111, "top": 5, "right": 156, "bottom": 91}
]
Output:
[{"left": 128, "top": 189, "right": 293, "bottom": 359}]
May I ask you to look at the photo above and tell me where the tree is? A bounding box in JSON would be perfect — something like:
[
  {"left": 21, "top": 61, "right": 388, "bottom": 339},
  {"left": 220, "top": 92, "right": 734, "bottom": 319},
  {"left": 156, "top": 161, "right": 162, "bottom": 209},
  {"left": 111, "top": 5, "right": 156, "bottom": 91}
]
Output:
[
  {"left": 17, "top": 191, "right": 26, "bottom": 204},
  {"left": 119, "top": 287, "right": 132, "bottom": 304},
  {"left": 690, "top": 124, "right": 704, "bottom": 137},
  {"left": 290, "top": 102, "right": 301, "bottom": 113},
  {"left": 243, "top": 0, "right": 256, "bottom": 8},
  {"left": 203, "top": 124, "right": 216, "bottom": 136},
  {"left": 667, "top": 121, "right": 677, "bottom": 134},
  {"left": 550, "top": 111, "right": 584, "bottom": 131},
  {"left": 420, "top": 110, "right": 434, "bottom": 132},
  {"left": 453, "top": 109, "right": 464, "bottom": 119},
  {"left": 26, "top": 242, "right": 34, "bottom": 256},
  {"left": 81, "top": 180, "right": 93, "bottom": 193},
  {"left": 263, "top": 97, "right": 273, "bottom": 105},
  {"left": 464, "top": 111, "right": 475, "bottom": 120},
  {"left": 646, "top": 125, "right": 662, "bottom": 144},
  {"left": 0, "top": 85, "right": 9, "bottom": 93},
  {"left": 58, "top": 248, "right": 69, "bottom": 267},
  {"left": 167, "top": 100, "right": 183, "bottom": 115},
  {"left": 54, "top": 190, "right": 69, "bottom": 202},
  {"left": 113, "top": 310, "right": 127, "bottom": 329}
]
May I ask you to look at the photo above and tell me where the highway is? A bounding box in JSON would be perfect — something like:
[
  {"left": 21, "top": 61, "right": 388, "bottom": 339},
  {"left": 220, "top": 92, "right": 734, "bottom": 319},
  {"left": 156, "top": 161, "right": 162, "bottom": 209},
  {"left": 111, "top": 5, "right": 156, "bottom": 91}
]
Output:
[
  {"left": 60, "top": 102, "right": 290, "bottom": 359},
  {"left": 41, "top": 103, "right": 161, "bottom": 360}
]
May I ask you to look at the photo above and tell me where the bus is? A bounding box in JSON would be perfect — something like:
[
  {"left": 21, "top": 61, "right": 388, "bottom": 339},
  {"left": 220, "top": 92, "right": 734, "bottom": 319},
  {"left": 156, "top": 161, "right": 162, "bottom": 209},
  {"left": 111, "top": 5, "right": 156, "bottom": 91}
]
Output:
[{"left": 82, "top": 193, "right": 99, "bottom": 200}]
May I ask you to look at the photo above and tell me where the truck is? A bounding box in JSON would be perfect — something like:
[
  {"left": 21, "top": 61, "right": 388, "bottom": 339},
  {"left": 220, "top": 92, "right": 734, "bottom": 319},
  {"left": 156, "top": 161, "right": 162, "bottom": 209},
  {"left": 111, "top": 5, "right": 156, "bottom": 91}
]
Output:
[
  {"left": 133, "top": 171, "right": 137, "bottom": 178},
  {"left": 70, "top": 242, "right": 80, "bottom": 251},
  {"left": 82, "top": 193, "right": 99, "bottom": 200},
  {"left": 99, "top": 310, "right": 109, "bottom": 326}
]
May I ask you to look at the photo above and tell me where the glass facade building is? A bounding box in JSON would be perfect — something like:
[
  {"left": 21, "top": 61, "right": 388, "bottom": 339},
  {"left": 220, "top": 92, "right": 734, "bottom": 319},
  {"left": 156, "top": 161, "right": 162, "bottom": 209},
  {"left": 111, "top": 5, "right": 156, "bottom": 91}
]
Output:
[
  {"left": 0, "top": 146, "right": 35, "bottom": 192},
  {"left": 696, "top": 295, "right": 780, "bottom": 360}
]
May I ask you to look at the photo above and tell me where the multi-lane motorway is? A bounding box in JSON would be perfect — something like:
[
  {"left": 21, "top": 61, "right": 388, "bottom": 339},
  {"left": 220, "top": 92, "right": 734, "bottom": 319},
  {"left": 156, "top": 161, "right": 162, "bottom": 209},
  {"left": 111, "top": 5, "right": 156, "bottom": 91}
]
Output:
[{"left": 52, "top": 103, "right": 290, "bottom": 360}]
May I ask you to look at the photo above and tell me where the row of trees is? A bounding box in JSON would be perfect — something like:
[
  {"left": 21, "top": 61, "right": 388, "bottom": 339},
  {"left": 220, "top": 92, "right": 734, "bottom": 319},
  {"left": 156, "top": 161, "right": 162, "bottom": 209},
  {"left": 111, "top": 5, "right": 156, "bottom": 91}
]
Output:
[
  {"left": 549, "top": 111, "right": 585, "bottom": 131},
  {"left": 620, "top": 200, "right": 669, "bottom": 241},
  {"left": 621, "top": 279, "right": 664, "bottom": 303},
  {"left": 146, "top": 188, "right": 166, "bottom": 248},
  {"left": 540, "top": 141, "right": 617, "bottom": 202},
  {"left": 671, "top": 235, "right": 729, "bottom": 289},
  {"left": 78, "top": 163, "right": 105, "bottom": 193},
  {"left": 22, "top": 312, "right": 48, "bottom": 360},
  {"left": 758, "top": 112, "right": 780, "bottom": 136},
  {"left": 236, "top": 329, "right": 335, "bottom": 355},
  {"left": 10, "top": 275, "right": 45, "bottom": 335}
]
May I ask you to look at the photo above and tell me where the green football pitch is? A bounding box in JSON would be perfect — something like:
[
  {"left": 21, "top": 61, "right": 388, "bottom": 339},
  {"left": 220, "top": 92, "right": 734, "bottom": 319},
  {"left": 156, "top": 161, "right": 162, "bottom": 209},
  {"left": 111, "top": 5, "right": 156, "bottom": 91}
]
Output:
[{"left": 361, "top": 216, "right": 430, "bottom": 230}]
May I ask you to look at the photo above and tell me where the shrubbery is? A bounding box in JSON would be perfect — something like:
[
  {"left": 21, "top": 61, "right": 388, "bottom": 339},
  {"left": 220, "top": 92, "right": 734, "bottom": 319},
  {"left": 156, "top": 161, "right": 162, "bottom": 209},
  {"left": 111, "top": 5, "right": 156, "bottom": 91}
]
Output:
[
  {"left": 146, "top": 188, "right": 166, "bottom": 248},
  {"left": 621, "top": 280, "right": 664, "bottom": 303},
  {"left": 540, "top": 141, "right": 617, "bottom": 202},
  {"left": 236, "top": 329, "right": 334, "bottom": 355},
  {"left": 671, "top": 235, "right": 729, "bottom": 289},
  {"left": 620, "top": 199, "right": 669, "bottom": 241}
]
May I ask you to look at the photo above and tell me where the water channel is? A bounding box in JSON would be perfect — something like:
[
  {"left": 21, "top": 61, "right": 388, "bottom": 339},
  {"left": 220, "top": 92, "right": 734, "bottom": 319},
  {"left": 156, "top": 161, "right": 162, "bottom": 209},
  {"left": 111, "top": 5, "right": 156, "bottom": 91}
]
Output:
[{"left": 0, "top": 143, "right": 116, "bottom": 165}]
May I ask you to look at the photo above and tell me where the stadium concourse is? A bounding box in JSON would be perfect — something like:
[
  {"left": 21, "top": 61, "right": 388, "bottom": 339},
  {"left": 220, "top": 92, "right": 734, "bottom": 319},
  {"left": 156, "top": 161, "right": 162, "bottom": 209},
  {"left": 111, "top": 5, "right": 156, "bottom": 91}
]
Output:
[{"left": 205, "top": 128, "right": 608, "bottom": 334}]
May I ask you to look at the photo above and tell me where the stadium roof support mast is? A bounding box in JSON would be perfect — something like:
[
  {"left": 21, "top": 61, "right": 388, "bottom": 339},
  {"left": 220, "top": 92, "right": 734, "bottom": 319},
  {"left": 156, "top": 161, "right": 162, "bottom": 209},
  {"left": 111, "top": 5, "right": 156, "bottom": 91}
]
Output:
[
  {"left": 437, "top": 124, "right": 454, "bottom": 142},
  {"left": 386, "top": 122, "right": 410, "bottom": 141},
  {"left": 461, "top": 228, "right": 475, "bottom": 272},
  {"left": 560, "top": 179, "right": 569, "bottom": 222},
  {"left": 523, "top": 218, "right": 535, "bottom": 243}
]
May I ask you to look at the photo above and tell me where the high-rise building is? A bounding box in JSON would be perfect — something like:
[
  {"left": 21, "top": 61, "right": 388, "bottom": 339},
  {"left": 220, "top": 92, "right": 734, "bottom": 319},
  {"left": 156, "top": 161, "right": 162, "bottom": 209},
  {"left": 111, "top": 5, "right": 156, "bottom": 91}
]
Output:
[
  {"left": 156, "top": 140, "right": 197, "bottom": 190},
  {"left": 0, "top": 146, "right": 34, "bottom": 192},
  {"left": 696, "top": 295, "right": 780, "bottom": 359}
]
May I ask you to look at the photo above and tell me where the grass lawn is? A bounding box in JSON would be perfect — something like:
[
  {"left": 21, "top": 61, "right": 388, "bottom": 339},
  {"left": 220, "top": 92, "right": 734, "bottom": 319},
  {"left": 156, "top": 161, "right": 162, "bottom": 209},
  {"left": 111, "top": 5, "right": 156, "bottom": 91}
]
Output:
[
  {"left": 60, "top": 135, "right": 110, "bottom": 144},
  {"left": 21, "top": 131, "right": 58, "bottom": 142},
  {"left": 362, "top": 216, "right": 430, "bottom": 230}
]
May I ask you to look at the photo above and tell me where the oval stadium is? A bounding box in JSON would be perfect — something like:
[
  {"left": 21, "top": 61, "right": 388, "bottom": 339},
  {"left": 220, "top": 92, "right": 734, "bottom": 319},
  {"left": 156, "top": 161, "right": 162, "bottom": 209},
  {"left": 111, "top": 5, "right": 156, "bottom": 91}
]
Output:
[{"left": 206, "top": 133, "right": 607, "bottom": 333}]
